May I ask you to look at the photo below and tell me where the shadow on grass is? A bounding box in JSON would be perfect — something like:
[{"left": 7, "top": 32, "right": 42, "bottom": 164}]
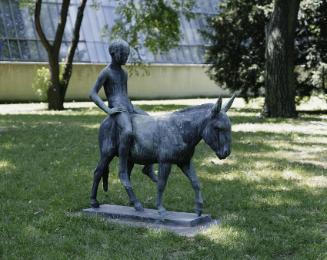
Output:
[{"left": 0, "top": 113, "right": 326, "bottom": 258}]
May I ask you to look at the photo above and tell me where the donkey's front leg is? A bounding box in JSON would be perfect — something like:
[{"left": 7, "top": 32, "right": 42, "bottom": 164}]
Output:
[
  {"left": 178, "top": 162, "right": 203, "bottom": 216},
  {"left": 157, "top": 163, "right": 172, "bottom": 216}
]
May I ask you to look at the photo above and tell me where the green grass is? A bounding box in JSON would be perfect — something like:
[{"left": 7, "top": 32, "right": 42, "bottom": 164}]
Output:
[{"left": 0, "top": 105, "right": 326, "bottom": 259}]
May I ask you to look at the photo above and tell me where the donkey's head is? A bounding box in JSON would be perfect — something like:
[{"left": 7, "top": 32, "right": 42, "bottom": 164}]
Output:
[{"left": 202, "top": 94, "right": 236, "bottom": 160}]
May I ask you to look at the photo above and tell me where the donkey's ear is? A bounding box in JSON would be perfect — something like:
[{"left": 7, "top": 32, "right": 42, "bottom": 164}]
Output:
[
  {"left": 211, "top": 97, "right": 222, "bottom": 116},
  {"left": 223, "top": 93, "right": 237, "bottom": 112}
]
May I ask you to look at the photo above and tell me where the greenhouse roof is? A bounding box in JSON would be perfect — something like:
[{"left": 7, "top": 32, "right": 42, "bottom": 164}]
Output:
[{"left": 0, "top": 0, "right": 219, "bottom": 64}]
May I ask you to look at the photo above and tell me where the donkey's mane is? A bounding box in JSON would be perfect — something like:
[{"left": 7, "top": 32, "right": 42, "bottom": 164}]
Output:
[{"left": 173, "top": 103, "right": 213, "bottom": 115}]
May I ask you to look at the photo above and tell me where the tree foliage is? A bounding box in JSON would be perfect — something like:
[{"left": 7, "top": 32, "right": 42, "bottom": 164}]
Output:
[
  {"left": 203, "top": 0, "right": 327, "bottom": 101},
  {"left": 296, "top": 0, "right": 327, "bottom": 101},
  {"left": 19, "top": 0, "right": 195, "bottom": 109},
  {"left": 112, "top": 0, "right": 195, "bottom": 62}
]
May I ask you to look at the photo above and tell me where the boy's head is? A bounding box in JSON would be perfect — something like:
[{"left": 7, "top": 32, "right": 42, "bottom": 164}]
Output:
[{"left": 109, "top": 39, "right": 130, "bottom": 65}]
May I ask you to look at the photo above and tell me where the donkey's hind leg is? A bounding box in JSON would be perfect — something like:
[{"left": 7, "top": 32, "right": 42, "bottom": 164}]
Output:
[
  {"left": 102, "top": 165, "right": 109, "bottom": 192},
  {"left": 90, "top": 153, "right": 114, "bottom": 208},
  {"left": 127, "top": 160, "right": 135, "bottom": 206}
]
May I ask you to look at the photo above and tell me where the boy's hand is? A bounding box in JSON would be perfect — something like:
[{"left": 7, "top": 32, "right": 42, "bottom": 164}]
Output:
[{"left": 108, "top": 107, "right": 126, "bottom": 115}]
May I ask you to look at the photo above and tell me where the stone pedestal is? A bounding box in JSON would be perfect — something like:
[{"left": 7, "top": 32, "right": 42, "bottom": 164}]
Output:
[{"left": 83, "top": 204, "right": 219, "bottom": 236}]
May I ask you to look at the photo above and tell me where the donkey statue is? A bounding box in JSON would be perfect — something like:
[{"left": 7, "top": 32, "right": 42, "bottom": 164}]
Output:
[{"left": 90, "top": 94, "right": 236, "bottom": 216}]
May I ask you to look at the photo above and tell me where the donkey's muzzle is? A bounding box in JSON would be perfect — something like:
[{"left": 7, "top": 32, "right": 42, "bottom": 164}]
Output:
[{"left": 216, "top": 149, "right": 230, "bottom": 160}]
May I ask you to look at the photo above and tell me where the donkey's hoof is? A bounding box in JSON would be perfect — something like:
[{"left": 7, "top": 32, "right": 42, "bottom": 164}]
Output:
[
  {"left": 195, "top": 202, "right": 203, "bottom": 216},
  {"left": 158, "top": 207, "right": 167, "bottom": 217},
  {"left": 134, "top": 201, "right": 144, "bottom": 212},
  {"left": 91, "top": 199, "right": 100, "bottom": 208},
  {"left": 195, "top": 209, "right": 202, "bottom": 216}
]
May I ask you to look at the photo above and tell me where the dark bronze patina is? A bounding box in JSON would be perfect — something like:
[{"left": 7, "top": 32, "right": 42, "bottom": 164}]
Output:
[{"left": 89, "top": 39, "right": 235, "bottom": 216}]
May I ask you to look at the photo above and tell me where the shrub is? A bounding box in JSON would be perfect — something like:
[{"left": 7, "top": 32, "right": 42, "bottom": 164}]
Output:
[{"left": 32, "top": 67, "right": 50, "bottom": 101}]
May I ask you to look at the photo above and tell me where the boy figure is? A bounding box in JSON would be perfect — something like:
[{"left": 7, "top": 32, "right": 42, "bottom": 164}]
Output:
[{"left": 89, "top": 39, "right": 155, "bottom": 209}]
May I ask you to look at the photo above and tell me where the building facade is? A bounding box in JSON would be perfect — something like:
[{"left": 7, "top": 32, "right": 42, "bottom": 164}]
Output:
[{"left": 0, "top": 0, "right": 226, "bottom": 101}]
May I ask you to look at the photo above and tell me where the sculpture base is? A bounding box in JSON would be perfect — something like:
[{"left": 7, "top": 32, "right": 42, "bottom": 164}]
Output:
[{"left": 82, "top": 204, "right": 219, "bottom": 236}]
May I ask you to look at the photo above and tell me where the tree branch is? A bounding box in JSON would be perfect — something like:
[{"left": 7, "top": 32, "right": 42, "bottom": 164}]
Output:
[
  {"left": 34, "top": 0, "right": 52, "bottom": 52},
  {"left": 53, "top": 0, "right": 71, "bottom": 53},
  {"left": 62, "top": 0, "right": 87, "bottom": 84}
]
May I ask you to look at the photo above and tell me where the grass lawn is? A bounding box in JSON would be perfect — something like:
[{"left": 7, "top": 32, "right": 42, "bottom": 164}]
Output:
[{"left": 0, "top": 105, "right": 326, "bottom": 259}]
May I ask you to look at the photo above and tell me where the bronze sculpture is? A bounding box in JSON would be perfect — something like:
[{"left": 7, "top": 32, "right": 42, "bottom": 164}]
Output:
[{"left": 89, "top": 39, "right": 235, "bottom": 216}]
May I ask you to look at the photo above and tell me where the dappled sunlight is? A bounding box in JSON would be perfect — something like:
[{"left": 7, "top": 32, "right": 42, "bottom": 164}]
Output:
[
  {"left": 250, "top": 193, "right": 301, "bottom": 207},
  {"left": 257, "top": 149, "right": 327, "bottom": 170},
  {"left": 0, "top": 142, "right": 13, "bottom": 150},
  {"left": 200, "top": 171, "right": 240, "bottom": 182},
  {"left": 200, "top": 156, "right": 235, "bottom": 167},
  {"left": 279, "top": 170, "right": 327, "bottom": 189},
  {"left": 304, "top": 176, "right": 327, "bottom": 188},
  {"left": 23, "top": 225, "right": 42, "bottom": 239},
  {"left": 281, "top": 170, "right": 303, "bottom": 181},
  {"left": 80, "top": 124, "right": 100, "bottom": 129},
  {"left": 234, "top": 121, "right": 327, "bottom": 135},
  {"left": 201, "top": 225, "right": 248, "bottom": 247},
  {"left": 0, "top": 160, "right": 15, "bottom": 174}
]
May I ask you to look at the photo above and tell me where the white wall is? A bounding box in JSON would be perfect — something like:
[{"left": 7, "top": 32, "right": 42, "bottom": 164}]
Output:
[{"left": 0, "top": 62, "right": 227, "bottom": 101}]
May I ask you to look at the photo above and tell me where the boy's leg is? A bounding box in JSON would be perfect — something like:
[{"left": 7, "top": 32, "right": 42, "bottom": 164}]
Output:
[
  {"left": 115, "top": 112, "right": 143, "bottom": 210},
  {"left": 115, "top": 112, "right": 133, "bottom": 161}
]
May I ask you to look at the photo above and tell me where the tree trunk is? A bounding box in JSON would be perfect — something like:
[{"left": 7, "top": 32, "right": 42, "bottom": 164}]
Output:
[
  {"left": 35, "top": 0, "right": 86, "bottom": 111},
  {"left": 264, "top": 0, "right": 300, "bottom": 118},
  {"left": 47, "top": 55, "right": 64, "bottom": 110},
  {"left": 61, "top": 0, "right": 87, "bottom": 101}
]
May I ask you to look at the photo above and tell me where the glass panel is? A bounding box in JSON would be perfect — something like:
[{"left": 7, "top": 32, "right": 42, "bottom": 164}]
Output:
[
  {"left": 21, "top": 10, "right": 35, "bottom": 40},
  {"left": 19, "top": 40, "right": 30, "bottom": 60},
  {"left": 27, "top": 41, "right": 40, "bottom": 61},
  {"left": 82, "top": 9, "right": 94, "bottom": 41},
  {"left": 2, "top": 0, "right": 16, "bottom": 38},
  {"left": 198, "top": 46, "right": 205, "bottom": 64},
  {"left": 97, "top": 8, "right": 108, "bottom": 40},
  {"left": 190, "top": 46, "right": 197, "bottom": 64},
  {"left": 86, "top": 41, "right": 99, "bottom": 63},
  {"left": 9, "top": 40, "right": 20, "bottom": 60},
  {"left": 37, "top": 41, "right": 48, "bottom": 61},
  {"left": 11, "top": 1, "right": 25, "bottom": 38},
  {"left": 75, "top": 41, "right": 90, "bottom": 62},
  {"left": 180, "top": 16, "right": 190, "bottom": 45},
  {"left": 41, "top": 3, "right": 56, "bottom": 40},
  {"left": 86, "top": 9, "right": 101, "bottom": 41},
  {"left": 0, "top": 40, "right": 10, "bottom": 60},
  {"left": 63, "top": 5, "right": 73, "bottom": 42},
  {"left": 0, "top": 2, "right": 7, "bottom": 38},
  {"left": 59, "top": 41, "right": 69, "bottom": 61},
  {"left": 95, "top": 42, "right": 107, "bottom": 63},
  {"left": 0, "top": 17, "right": 5, "bottom": 39},
  {"left": 175, "top": 47, "right": 182, "bottom": 64},
  {"left": 102, "top": 6, "right": 115, "bottom": 28},
  {"left": 167, "top": 49, "right": 177, "bottom": 64}
]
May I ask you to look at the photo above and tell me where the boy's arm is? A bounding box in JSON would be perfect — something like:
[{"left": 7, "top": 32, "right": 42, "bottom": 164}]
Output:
[{"left": 89, "top": 70, "right": 124, "bottom": 115}]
